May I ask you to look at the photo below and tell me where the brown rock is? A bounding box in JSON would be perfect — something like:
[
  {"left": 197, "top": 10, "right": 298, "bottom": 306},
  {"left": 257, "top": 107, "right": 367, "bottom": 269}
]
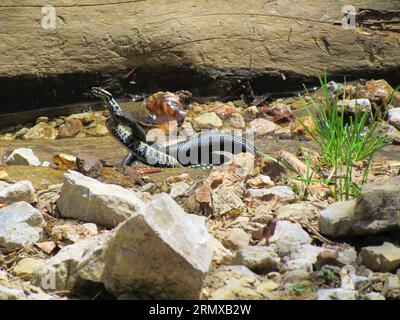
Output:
[
  {"left": 76, "top": 154, "right": 103, "bottom": 178},
  {"left": 58, "top": 118, "right": 83, "bottom": 138}
]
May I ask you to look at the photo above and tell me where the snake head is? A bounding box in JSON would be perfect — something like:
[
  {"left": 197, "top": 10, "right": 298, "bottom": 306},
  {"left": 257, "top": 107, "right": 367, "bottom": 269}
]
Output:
[{"left": 91, "top": 87, "right": 113, "bottom": 102}]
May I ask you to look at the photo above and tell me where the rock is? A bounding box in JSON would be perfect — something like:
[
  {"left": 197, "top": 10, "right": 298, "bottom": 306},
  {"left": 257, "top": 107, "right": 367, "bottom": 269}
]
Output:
[
  {"left": 315, "top": 246, "right": 357, "bottom": 269},
  {"left": 384, "top": 124, "right": 400, "bottom": 145},
  {"left": 339, "top": 99, "right": 372, "bottom": 114},
  {"left": 236, "top": 246, "right": 280, "bottom": 273},
  {"left": 318, "top": 199, "right": 357, "bottom": 238},
  {"left": 210, "top": 103, "right": 237, "bottom": 119},
  {"left": 0, "top": 284, "right": 26, "bottom": 300},
  {"left": 27, "top": 293, "right": 58, "bottom": 300},
  {"left": 192, "top": 112, "right": 223, "bottom": 130},
  {"left": 35, "top": 241, "right": 56, "bottom": 254},
  {"left": 212, "top": 185, "right": 245, "bottom": 217},
  {"left": 32, "top": 234, "right": 110, "bottom": 292},
  {"left": 0, "top": 202, "right": 44, "bottom": 250},
  {"left": 76, "top": 153, "right": 103, "bottom": 178},
  {"left": 221, "top": 228, "right": 251, "bottom": 250},
  {"left": 14, "top": 127, "right": 29, "bottom": 138},
  {"left": 246, "top": 186, "right": 296, "bottom": 202},
  {"left": 353, "top": 176, "right": 400, "bottom": 235},
  {"left": 180, "top": 121, "right": 195, "bottom": 137},
  {"left": 365, "top": 292, "right": 385, "bottom": 300},
  {"left": 297, "top": 244, "right": 325, "bottom": 265},
  {"left": 49, "top": 221, "right": 99, "bottom": 243},
  {"left": 53, "top": 153, "right": 77, "bottom": 170},
  {"left": 243, "top": 106, "right": 258, "bottom": 121},
  {"left": 101, "top": 193, "right": 213, "bottom": 299},
  {"left": 226, "top": 113, "right": 246, "bottom": 129},
  {"left": 248, "top": 118, "right": 280, "bottom": 137},
  {"left": 261, "top": 103, "right": 294, "bottom": 123},
  {"left": 366, "top": 79, "right": 400, "bottom": 107},
  {"left": 204, "top": 265, "right": 260, "bottom": 300},
  {"left": 388, "top": 108, "right": 400, "bottom": 130},
  {"left": 169, "top": 181, "right": 191, "bottom": 198},
  {"left": 57, "top": 170, "right": 145, "bottom": 227},
  {"left": 360, "top": 242, "right": 400, "bottom": 272},
  {"left": 382, "top": 275, "right": 400, "bottom": 299},
  {"left": 269, "top": 221, "right": 312, "bottom": 246},
  {"left": 66, "top": 112, "right": 96, "bottom": 125},
  {"left": 23, "top": 122, "right": 58, "bottom": 140},
  {"left": 285, "top": 259, "right": 313, "bottom": 283},
  {"left": 0, "top": 171, "right": 8, "bottom": 183},
  {"left": 209, "top": 236, "right": 235, "bottom": 265},
  {"left": 209, "top": 281, "right": 260, "bottom": 300},
  {"left": 58, "top": 118, "right": 83, "bottom": 138},
  {"left": 85, "top": 123, "right": 109, "bottom": 137},
  {"left": 13, "top": 258, "right": 45, "bottom": 280},
  {"left": 256, "top": 280, "right": 280, "bottom": 294},
  {"left": 4, "top": 148, "right": 41, "bottom": 166},
  {"left": 0, "top": 181, "right": 35, "bottom": 204},
  {"left": 276, "top": 202, "right": 319, "bottom": 224},
  {"left": 36, "top": 116, "right": 49, "bottom": 124},
  {"left": 317, "top": 288, "right": 358, "bottom": 300},
  {"left": 246, "top": 175, "right": 274, "bottom": 189}
]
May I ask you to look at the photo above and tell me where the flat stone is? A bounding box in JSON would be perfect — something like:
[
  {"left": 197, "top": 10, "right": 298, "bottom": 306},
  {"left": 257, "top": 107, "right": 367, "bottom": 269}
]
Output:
[
  {"left": 317, "top": 288, "right": 358, "bottom": 300},
  {"left": 0, "top": 180, "right": 35, "bottom": 204},
  {"left": 57, "top": 170, "right": 145, "bottom": 227},
  {"left": 221, "top": 228, "right": 251, "bottom": 250},
  {"left": 13, "top": 258, "right": 45, "bottom": 280},
  {"left": 269, "top": 220, "right": 312, "bottom": 246},
  {"left": 169, "top": 181, "right": 191, "bottom": 198},
  {"left": 212, "top": 185, "right": 245, "bottom": 217},
  {"left": 248, "top": 118, "right": 280, "bottom": 137},
  {"left": 0, "top": 201, "right": 44, "bottom": 250},
  {"left": 192, "top": 112, "right": 223, "bottom": 130},
  {"left": 365, "top": 292, "right": 385, "bottom": 300},
  {"left": 101, "top": 193, "right": 213, "bottom": 299},
  {"left": 4, "top": 148, "right": 41, "bottom": 166},
  {"left": 360, "top": 242, "right": 400, "bottom": 272},
  {"left": 246, "top": 186, "right": 296, "bottom": 202},
  {"left": 276, "top": 202, "right": 319, "bottom": 224},
  {"left": 236, "top": 246, "right": 280, "bottom": 273},
  {"left": 285, "top": 258, "right": 313, "bottom": 283}
]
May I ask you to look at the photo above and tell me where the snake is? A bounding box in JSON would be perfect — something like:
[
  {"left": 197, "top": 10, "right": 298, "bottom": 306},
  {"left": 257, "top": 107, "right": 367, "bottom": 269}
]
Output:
[{"left": 91, "top": 87, "right": 258, "bottom": 168}]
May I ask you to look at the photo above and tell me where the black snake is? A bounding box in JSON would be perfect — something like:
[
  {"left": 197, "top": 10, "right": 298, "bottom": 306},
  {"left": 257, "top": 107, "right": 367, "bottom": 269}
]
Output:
[{"left": 91, "top": 87, "right": 258, "bottom": 168}]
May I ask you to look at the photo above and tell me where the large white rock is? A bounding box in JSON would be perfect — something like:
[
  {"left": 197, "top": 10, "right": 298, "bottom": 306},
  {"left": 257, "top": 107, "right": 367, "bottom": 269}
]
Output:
[
  {"left": 32, "top": 233, "right": 110, "bottom": 292},
  {"left": 0, "top": 181, "right": 35, "bottom": 204},
  {"left": 0, "top": 201, "right": 44, "bottom": 250},
  {"left": 102, "top": 193, "right": 213, "bottom": 299},
  {"left": 57, "top": 170, "right": 145, "bottom": 227},
  {"left": 4, "top": 148, "right": 41, "bottom": 166}
]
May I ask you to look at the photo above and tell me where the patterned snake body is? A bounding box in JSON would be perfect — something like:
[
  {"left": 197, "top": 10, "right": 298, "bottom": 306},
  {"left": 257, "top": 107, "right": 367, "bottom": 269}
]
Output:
[{"left": 92, "top": 87, "right": 257, "bottom": 167}]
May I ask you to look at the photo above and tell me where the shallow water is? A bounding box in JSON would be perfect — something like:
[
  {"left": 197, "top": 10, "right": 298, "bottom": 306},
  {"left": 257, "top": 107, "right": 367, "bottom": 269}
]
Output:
[{"left": 1, "top": 135, "right": 398, "bottom": 190}]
